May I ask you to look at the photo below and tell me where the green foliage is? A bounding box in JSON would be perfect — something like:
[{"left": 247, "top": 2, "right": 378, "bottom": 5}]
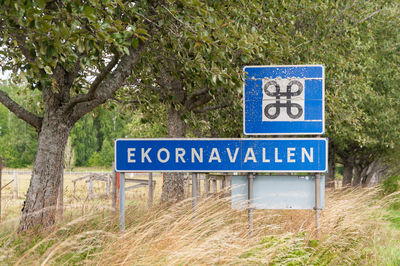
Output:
[
  {"left": 239, "top": 231, "right": 371, "bottom": 265},
  {"left": 382, "top": 175, "right": 400, "bottom": 195},
  {"left": 125, "top": 110, "right": 167, "bottom": 138},
  {"left": 0, "top": 0, "right": 145, "bottom": 90},
  {"left": 70, "top": 115, "right": 98, "bottom": 167},
  {"left": 384, "top": 202, "right": 400, "bottom": 230},
  {"left": 99, "top": 139, "right": 114, "bottom": 167},
  {"left": 88, "top": 152, "right": 101, "bottom": 167},
  {"left": 128, "top": 0, "right": 273, "bottom": 137},
  {"left": 70, "top": 104, "right": 130, "bottom": 167},
  {"left": 0, "top": 85, "right": 38, "bottom": 167},
  {"left": 1, "top": 0, "right": 400, "bottom": 174}
]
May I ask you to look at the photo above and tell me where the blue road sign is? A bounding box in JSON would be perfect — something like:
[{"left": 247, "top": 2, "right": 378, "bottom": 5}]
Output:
[
  {"left": 231, "top": 175, "right": 325, "bottom": 210},
  {"left": 244, "top": 65, "right": 325, "bottom": 135},
  {"left": 115, "top": 138, "right": 328, "bottom": 172}
]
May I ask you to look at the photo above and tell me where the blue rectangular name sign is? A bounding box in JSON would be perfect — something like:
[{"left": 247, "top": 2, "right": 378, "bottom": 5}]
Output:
[
  {"left": 244, "top": 65, "right": 325, "bottom": 135},
  {"left": 115, "top": 138, "right": 328, "bottom": 172}
]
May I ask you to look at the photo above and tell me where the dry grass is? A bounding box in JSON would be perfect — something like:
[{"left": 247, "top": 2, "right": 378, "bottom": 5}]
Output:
[{"left": 0, "top": 176, "right": 399, "bottom": 265}]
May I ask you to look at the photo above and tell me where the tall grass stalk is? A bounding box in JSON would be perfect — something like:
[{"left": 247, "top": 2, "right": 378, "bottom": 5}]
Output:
[{"left": 0, "top": 187, "right": 398, "bottom": 265}]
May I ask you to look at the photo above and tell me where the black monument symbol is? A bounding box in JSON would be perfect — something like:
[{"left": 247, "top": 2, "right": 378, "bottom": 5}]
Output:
[{"left": 263, "top": 80, "right": 303, "bottom": 120}]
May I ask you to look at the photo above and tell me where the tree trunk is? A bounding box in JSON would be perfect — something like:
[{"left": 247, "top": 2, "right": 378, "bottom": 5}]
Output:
[
  {"left": 342, "top": 156, "right": 354, "bottom": 187},
  {"left": 362, "top": 160, "right": 387, "bottom": 187},
  {"left": 57, "top": 171, "right": 64, "bottom": 221},
  {"left": 352, "top": 163, "right": 362, "bottom": 186},
  {"left": 161, "top": 107, "right": 186, "bottom": 203},
  {"left": 18, "top": 115, "right": 72, "bottom": 232},
  {"left": 326, "top": 142, "right": 336, "bottom": 188}
]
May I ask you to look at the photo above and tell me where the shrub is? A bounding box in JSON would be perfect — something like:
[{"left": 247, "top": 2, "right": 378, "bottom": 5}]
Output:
[{"left": 382, "top": 175, "right": 400, "bottom": 194}]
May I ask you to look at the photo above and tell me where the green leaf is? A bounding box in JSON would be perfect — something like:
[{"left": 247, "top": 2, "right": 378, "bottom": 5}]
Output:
[
  {"left": 135, "top": 28, "right": 149, "bottom": 37},
  {"left": 36, "top": 0, "right": 46, "bottom": 10},
  {"left": 132, "top": 38, "right": 139, "bottom": 48},
  {"left": 123, "top": 46, "right": 130, "bottom": 55},
  {"left": 211, "top": 75, "right": 217, "bottom": 85},
  {"left": 83, "top": 6, "right": 96, "bottom": 21},
  {"left": 44, "top": 66, "right": 53, "bottom": 74}
]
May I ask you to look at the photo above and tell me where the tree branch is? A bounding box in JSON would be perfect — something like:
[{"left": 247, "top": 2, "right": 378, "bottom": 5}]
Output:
[
  {"left": 185, "top": 87, "right": 210, "bottom": 109},
  {"left": 70, "top": 42, "right": 146, "bottom": 122},
  {"left": 358, "top": 8, "right": 385, "bottom": 24},
  {"left": 193, "top": 103, "right": 229, "bottom": 113},
  {"left": 187, "top": 93, "right": 212, "bottom": 111},
  {"left": 15, "top": 34, "right": 35, "bottom": 63},
  {"left": 61, "top": 52, "right": 120, "bottom": 114},
  {"left": 0, "top": 90, "right": 42, "bottom": 131},
  {"left": 89, "top": 52, "right": 120, "bottom": 93},
  {"left": 161, "top": 4, "right": 197, "bottom": 34},
  {"left": 111, "top": 96, "right": 140, "bottom": 105}
]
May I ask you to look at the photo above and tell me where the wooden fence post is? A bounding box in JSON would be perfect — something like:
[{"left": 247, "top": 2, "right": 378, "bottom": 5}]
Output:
[
  {"left": 204, "top": 174, "right": 210, "bottom": 197},
  {"left": 224, "top": 175, "right": 232, "bottom": 198},
  {"left": 186, "top": 174, "right": 191, "bottom": 198},
  {"left": 192, "top": 173, "right": 198, "bottom": 209},
  {"left": 212, "top": 178, "right": 217, "bottom": 193},
  {"left": 88, "top": 177, "right": 94, "bottom": 199},
  {"left": 73, "top": 181, "right": 76, "bottom": 199},
  {"left": 13, "top": 171, "right": 18, "bottom": 199},
  {"left": 197, "top": 174, "right": 201, "bottom": 196},
  {"left": 106, "top": 174, "right": 110, "bottom": 196},
  {"left": 112, "top": 164, "right": 117, "bottom": 210}
]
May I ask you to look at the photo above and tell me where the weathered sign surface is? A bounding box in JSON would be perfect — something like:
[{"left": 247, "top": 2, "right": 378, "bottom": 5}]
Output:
[
  {"left": 231, "top": 175, "right": 325, "bottom": 210},
  {"left": 115, "top": 138, "right": 328, "bottom": 172},
  {"left": 244, "top": 65, "right": 325, "bottom": 135}
]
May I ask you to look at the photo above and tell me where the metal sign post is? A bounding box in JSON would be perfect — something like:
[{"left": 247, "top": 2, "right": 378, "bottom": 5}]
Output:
[
  {"left": 148, "top": 172, "right": 153, "bottom": 207},
  {"left": 315, "top": 173, "right": 321, "bottom": 237},
  {"left": 119, "top": 172, "right": 125, "bottom": 232},
  {"left": 248, "top": 173, "right": 255, "bottom": 235}
]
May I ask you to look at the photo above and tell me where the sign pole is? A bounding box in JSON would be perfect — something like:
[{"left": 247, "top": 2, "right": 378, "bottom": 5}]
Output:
[
  {"left": 315, "top": 173, "right": 321, "bottom": 237},
  {"left": 192, "top": 173, "right": 198, "bottom": 210},
  {"left": 248, "top": 173, "right": 255, "bottom": 236},
  {"left": 120, "top": 172, "right": 125, "bottom": 232},
  {"left": 148, "top": 172, "right": 153, "bottom": 207}
]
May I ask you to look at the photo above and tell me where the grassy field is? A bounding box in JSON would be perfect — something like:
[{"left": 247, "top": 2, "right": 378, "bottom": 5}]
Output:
[{"left": 0, "top": 170, "right": 399, "bottom": 265}]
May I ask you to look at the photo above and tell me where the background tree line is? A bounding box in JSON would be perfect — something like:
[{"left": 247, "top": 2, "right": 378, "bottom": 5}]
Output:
[{"left": 0, "top": 83, "right": 167, "bottom": 168}]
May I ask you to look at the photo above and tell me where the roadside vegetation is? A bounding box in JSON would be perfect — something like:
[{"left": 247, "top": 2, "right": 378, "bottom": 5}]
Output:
[
  {"left": 0, "top": 0, "right": 400, "bottom": 263},
  {"left": 0, "top": 178, "right": 399, "bottom": 265}
]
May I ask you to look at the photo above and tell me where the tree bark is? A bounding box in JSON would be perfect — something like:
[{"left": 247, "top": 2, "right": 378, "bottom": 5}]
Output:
[
  {"left": 57, "top": 170, "right": 64, "bottom": 221},
  {"left": 161, "top": 107, "right": 186, "bottom": 203},
  {"left": 342, "top": 156, "right": 354, "bottom": 187},
  {"left": 326, "top": 142, "right": 336, "bottom": 188},
  {"left": 359, "top": 165, "right": 368, "bottom": 185},
  {"left": 362, "top": 160, "right": 388, "bottom": 187},
  {"left": 18, "top": 115, "right": 72, "bottom": 232},
  {"left": 352, "top": 163, "right": 362, "bottom": 186}
]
